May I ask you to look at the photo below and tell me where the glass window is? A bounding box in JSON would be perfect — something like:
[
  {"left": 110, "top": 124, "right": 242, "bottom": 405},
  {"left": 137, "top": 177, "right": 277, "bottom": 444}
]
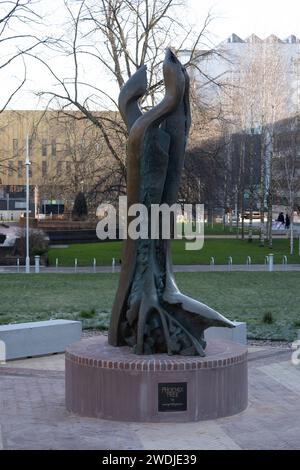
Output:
[
  {"left": 24, "top": 138, "right": 33, "bottom": 157},
  {"left": 12, "top": 139, "right": 18, "bottom": 157},
  {"left": 42, "top": 161, "right": 47, "bottom": 177},
  {"left": 18, "top": 161, "right": 23, "bottom": 178},
  {"left": 66, "top": 161, "right": 71, "bottom": 173},
  {"left": 8, "top": 162, "right": 14, "bottom": 176},
  {"left": 42, "top": 139, "right": 47, "bottom": 157},
  {"left": 57, "top": 161, "right": 62, "bottom": 176},
  {"left": 51, "top": 139, "right": 56, "bottom": 157}
]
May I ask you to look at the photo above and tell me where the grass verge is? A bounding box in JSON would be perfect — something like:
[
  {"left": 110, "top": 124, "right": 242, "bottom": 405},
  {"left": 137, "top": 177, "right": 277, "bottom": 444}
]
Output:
[{"left": 0, "top": 272, "right": 299, "bottom": 341}]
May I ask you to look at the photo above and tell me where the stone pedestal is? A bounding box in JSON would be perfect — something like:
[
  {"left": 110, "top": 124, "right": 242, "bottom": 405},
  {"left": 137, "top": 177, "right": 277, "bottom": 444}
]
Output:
[{"left": 65, "top": 336, "right": 248, "bottom": 422}]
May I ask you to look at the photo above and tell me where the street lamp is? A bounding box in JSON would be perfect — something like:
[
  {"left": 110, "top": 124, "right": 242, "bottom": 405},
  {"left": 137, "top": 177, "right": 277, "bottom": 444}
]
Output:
[{"left": 25, "top": 135, "right": 31, "bottom": 273}]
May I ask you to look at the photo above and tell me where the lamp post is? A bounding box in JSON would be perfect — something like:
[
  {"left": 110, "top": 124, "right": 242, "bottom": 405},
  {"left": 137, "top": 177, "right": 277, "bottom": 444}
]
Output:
[{"left": 25, "top": 135, "right": 31, "bottom": 274}]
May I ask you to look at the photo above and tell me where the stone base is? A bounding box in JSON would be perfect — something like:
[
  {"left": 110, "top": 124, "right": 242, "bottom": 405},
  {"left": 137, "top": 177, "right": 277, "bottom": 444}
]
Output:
[{"left": 65, "top": 336, "right": 248, "bottom": 422}]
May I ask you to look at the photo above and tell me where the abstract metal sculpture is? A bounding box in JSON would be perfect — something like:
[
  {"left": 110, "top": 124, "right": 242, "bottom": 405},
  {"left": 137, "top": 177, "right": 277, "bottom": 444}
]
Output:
[{"left": 109, "top": 50, "right": 234, "bottom": 356}]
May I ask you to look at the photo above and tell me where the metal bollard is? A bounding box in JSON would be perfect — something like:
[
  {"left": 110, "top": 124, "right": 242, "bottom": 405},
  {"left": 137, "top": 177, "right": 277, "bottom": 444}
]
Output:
[
  {"left": 93, "top": 258, "right": 96, "bottom": 273},
  {"left": 228, "top": 256, "right": 232, "bottom": 271},
  {"left": 210, "top": 257, "right": 215, "bottom": 271},
  {"left": 112, "top": 257, "right": 116, "bottom": 273},
  {"left": 34, "top": 255, "right": 40, "bottom": 274},
  {"left": 17, "top": 258, "right": 20, "bottom": 273},
  {"left": 268, "top": 253, "right": 274, "bottom": 272},
  {"left": 75, "top": 258, "right": 78, "bottom": 273},
  {"left": 282, "top": 255, "right": 287, "bottom": 271},
  {"left": 246, "top": 256, "right": 251, "bottom": 270}
]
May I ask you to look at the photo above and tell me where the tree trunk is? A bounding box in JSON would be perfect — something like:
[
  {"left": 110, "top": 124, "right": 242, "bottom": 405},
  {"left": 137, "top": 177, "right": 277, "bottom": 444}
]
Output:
[{"left": 259, "top": 130, "right": 266, "bottom": 246}]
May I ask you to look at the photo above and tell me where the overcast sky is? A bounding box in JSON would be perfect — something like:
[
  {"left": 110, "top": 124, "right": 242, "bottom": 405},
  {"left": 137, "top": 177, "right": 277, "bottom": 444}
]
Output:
[
  {"left": 189, "top": 0, "right": 300, "bottom": 43},
  {"left": 3, "top": 0, "right": 300, "bottom": 110}
]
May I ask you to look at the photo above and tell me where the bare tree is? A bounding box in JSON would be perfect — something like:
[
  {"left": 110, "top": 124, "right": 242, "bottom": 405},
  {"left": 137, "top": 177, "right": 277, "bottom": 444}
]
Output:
[
  {"left": 0, "top": 0, "right": 44, "bottom": 111},
  {"left": 274, "top": 120, "right": 300, "bottom": 254},
  {"left": 41, "top": 111, "right": 128, "bottom": 215},
  {"left": 220, "top": 40, "right": 291, "bottom": 245},
  {"left": 26, "top": 0, "right": 214, "bottom": 204},
  {"left": 0, "top": 1, "right": 47, "bottom": 176}
]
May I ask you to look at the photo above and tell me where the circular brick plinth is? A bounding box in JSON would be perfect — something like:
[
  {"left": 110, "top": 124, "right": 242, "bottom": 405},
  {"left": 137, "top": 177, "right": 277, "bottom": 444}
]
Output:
[{"left": 65, "top": 336, "right": 248, "bottom": 422}]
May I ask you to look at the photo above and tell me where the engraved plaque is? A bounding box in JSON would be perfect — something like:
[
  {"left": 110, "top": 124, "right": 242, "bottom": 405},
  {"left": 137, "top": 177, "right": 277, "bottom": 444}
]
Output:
[{"left": 158, "top": 382, "right": 187, "bottom": 412}]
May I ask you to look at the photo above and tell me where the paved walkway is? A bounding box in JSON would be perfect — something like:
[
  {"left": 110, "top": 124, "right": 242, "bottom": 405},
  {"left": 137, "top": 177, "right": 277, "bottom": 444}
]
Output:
[{"left": 0, "top": 344, "right": 299, "bottom": 449}]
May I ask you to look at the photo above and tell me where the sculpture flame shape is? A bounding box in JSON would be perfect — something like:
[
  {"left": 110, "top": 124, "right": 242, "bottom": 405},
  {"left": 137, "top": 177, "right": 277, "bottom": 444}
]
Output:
[{"left": 109, "top": 50, "right": 234, "bottom": 356}]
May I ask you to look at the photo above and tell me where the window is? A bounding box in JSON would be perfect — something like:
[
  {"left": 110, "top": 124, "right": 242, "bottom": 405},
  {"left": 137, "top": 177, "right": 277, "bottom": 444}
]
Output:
[
  {"left": 12, "top": 139, "right": 18, "bottom": 157},
  {"left": 42, "top": 161, "right": 47, "bottom": 177},
  {"left": 57, "top": 161, "right": 62, "bottom": 176},
  {"left": 24, "top": 138, "right": 33, "bottom": 157},
  {"left": 66, "top": 161, "right": 71, "bottom": 174},
  {"left": 42, "top": 139, "right": 47, "bottom": 157},
  {"left": 8, "top": 162, "right": 14, "bottom": 176},
  {"left": 18, "top": 161, "right": 23, "bottom": 178},
  {"left": 51, "top": 139, "right": 56, "bottom": 157},
  {"left": 64, "top": 141, "right": 71, "bottom": 157}
]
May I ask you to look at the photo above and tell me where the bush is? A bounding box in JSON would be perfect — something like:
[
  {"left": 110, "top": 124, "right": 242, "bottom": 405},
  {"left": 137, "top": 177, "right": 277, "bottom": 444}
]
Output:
[
  {"left": 72, "top": 192, "right": 88, "bottom": 221},
  {"left": 79, "top": 308, "right": 96, "bottom": 319},
  {"left": 15, "top": 228, "right": 49, "bottom": 257},
  {"left": 262, "top": 312, "right": 274, "bottom": 324}
]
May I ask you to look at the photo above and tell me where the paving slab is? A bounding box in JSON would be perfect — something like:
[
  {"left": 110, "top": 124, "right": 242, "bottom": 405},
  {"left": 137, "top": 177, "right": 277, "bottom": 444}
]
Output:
[
  {"left": 0, "top": 424, "right": 3, "bottom": 450},
  {"left": 2, "top": 354, "right": 65, "bottom": 371},
  {"left": 131, "top": 421, "right": 241, "bottom": 450},
  {"left": 258, "top": 361, "right": 300, "bottom": 395}
]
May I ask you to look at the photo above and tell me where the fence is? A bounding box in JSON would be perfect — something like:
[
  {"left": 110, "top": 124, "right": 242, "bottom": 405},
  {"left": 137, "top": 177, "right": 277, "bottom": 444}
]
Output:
[{"left": 0, "top": 254, "right": 294, "bottom": 273}]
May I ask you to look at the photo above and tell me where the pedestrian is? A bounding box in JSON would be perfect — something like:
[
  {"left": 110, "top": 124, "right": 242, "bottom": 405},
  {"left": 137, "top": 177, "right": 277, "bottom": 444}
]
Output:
[
  {"left": 285, "top": 213, "right": 290, "bottom": 229},
  {"left": 277, "top": 212, "right": 284, "bottom": 224}
]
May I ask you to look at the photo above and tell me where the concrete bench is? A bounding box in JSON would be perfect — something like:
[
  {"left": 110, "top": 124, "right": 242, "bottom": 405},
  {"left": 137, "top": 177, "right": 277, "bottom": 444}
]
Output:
[
  {"left": 0, "top": 319, "right": 82, "bottom": 361},
  {"left": 205, "top": 321, "right": 247, "bottom": 345}
]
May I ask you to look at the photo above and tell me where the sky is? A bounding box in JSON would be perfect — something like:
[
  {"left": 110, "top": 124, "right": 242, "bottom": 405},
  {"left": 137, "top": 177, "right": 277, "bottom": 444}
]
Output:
[
  {"left": 188, "top": 0, "right": 300, "bottom": 44},
  {"left": 2, "top": 0, "right": 300, "bottom": 110}
]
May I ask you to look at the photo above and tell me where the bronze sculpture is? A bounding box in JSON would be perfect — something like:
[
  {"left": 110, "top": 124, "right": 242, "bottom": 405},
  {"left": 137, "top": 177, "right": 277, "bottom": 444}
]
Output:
[{"left": 108, "top": 50, "right": 234, "bottom": 356}]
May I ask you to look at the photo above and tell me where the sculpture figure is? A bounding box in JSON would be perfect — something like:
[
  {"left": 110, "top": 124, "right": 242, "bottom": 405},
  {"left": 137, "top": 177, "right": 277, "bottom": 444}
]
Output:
[{"left": 108, "top": 50, "right": 234, "bottom": 356}]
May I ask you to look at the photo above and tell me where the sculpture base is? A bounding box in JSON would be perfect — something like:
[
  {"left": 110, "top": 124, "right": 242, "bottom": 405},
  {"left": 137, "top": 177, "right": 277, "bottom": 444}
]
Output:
[{"left": 65, "top": 336, "right": 248, "bottom": 422}]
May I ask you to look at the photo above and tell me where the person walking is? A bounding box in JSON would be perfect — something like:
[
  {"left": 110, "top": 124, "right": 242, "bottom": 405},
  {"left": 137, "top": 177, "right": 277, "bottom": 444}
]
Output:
[
  {"left": 285, "top": 213, "right": 290, "bottom": 229},
  {"left": 277, "top": 212, "right": 284, "bottom": 225}
]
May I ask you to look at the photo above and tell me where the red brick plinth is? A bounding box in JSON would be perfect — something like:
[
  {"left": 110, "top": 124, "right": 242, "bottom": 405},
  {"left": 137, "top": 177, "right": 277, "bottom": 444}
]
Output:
[{"left": 65, "top": 336, "right": 248, "bottom": 422}]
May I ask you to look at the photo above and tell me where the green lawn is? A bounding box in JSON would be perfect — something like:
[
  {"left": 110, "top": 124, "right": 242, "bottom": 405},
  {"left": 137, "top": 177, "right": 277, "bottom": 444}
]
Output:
[
  {"left": 203, "top": 223, "right": 259, "bottom": 235},
  {"left": 0, "top": 272, "right": 299, "bottom": 341},
  {"left": 48, "top": 238, "right": 300, "bottom": 266}
]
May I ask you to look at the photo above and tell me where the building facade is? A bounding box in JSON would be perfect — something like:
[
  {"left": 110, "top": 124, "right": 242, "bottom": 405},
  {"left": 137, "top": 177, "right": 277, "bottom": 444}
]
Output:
[{"left": 0, "top": 110, "right": 107, "bottom": 219}]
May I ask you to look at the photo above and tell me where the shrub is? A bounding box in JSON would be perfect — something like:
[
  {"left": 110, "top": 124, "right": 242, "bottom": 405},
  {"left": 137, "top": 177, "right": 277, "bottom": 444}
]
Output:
[
  {"left": 15, "top": 228, "right": 49, "bottom": 257},
  {"left": 79, "top": 308, "right": 96, "bottom": 319},
  {"left": 72, "top": 192, "right": 88, "bottom": 221},
  {"left": 263, "top": 312, "right": 274, "bottom": 324}
]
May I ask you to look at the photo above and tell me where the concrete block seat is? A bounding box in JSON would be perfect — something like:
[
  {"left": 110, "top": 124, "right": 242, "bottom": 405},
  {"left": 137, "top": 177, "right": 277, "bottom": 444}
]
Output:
[{"left": 0, "top": 319, "right": 81, "bottom": 360}]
